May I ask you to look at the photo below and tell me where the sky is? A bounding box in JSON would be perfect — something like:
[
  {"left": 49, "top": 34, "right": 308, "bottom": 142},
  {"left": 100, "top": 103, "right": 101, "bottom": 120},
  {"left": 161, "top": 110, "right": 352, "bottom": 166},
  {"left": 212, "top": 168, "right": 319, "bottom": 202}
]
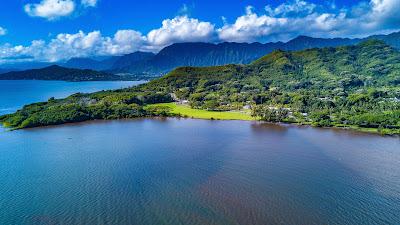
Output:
[{"left": 0, "top": 0, "right": 399, "bottom": 64}]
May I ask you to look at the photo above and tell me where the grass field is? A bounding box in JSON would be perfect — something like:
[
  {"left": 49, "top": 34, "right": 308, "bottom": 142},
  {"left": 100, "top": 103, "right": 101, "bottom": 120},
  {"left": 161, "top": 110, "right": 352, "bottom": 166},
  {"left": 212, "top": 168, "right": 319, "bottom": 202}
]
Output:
[
  {"left": 147, "top": 103, "right": 255, "bottom": 121},
  {"left": 145, "top": 103, "right": 399, "bottom": 135}
]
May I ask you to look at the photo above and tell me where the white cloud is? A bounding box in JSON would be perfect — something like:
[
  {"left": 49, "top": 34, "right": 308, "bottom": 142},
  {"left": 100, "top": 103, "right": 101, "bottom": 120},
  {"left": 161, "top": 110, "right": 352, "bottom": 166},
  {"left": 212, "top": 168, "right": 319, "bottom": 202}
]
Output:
[
  {"left": 265, "top": 0, "right": 316, "bottom": 17},
  {"left": 218, "top": 6, "right": 289, "bottom": 42},
  {"left": 81, "top": 0, "right": 98, "bottom": 7},
  {"left": 24, "top": 0, "right": 98, "bottom": 20},
  {"left": 42, "top": 30, "right": 146, "bottom": 61},
  {"left": 218, "top": 0, "right": 400, "bottom": 42},
  {"left": 24, "top": 0, "right": 75, "bottom": 20},
  {"left": 2, "top": 0, "right": 400, "bottom": 64},
  {"left": 0, "top": 30, "right": 147, "bottom": 63},
  {"left": 0, "top": 27, "right": 6, "bottom": 36},
  {"left": 367, "top": 0, "right": 400, "bottom": 29},
  {"left": 147, "top": 16, "right": 215, "bottom": 49},
  {"left": 0, "top": 15, "right": 217, "bottom": 63},
  {"left": 105, "top": 30, "right": 146, "bottom": 55},
  {"left": 178, "top": 4, "right": 190, "bottom": 16}
]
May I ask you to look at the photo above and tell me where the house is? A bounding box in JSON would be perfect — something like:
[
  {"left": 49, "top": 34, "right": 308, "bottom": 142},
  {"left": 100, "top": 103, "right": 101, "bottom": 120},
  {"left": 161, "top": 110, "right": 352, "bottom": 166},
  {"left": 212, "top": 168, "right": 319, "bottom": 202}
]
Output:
[{"left": 243, "top": 105, "right": 251, "bottom": 110}]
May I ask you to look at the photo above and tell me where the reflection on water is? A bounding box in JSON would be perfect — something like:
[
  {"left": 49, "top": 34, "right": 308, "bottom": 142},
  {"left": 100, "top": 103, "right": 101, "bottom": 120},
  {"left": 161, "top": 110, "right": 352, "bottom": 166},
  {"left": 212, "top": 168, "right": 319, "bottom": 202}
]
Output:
[
  {"left": 0, "top": 118, "right": 399, "bottom": 224},
  {"left": 250, "top": 121, "right": 289, "bottom": 134}
]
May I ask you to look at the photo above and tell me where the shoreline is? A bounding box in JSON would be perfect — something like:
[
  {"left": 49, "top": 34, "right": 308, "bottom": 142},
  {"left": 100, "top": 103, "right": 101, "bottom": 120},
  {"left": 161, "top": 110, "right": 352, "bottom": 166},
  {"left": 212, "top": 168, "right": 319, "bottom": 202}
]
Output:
[
  {"left": 1, "top": 102, "right": 398, "bottom": 136},
  {"left": 149, "top": 103, "right": 400, "bottom": 136},
  {"left": 2, "top": 115, "right": 398, "bottom": 137}
]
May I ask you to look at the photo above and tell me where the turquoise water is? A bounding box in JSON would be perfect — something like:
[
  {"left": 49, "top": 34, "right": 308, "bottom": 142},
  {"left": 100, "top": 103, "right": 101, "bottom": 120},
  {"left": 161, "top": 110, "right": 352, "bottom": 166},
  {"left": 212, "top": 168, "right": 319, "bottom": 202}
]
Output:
[
  {"left": 0, "top": 80, "right": 144, "bottom": 115},
  {"left": 0, "top": 119, "right": 399, "bottom": 224}
]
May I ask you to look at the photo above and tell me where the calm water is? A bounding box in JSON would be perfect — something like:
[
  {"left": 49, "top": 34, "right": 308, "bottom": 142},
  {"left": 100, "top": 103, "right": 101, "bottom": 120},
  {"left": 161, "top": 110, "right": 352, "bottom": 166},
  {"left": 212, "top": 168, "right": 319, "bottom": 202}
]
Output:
[
  {"left": 0, "top": 119, "right": 399, "bottom": 225},
  {"left": 0, "top": 80, "right": 144, "bottom": 115}
]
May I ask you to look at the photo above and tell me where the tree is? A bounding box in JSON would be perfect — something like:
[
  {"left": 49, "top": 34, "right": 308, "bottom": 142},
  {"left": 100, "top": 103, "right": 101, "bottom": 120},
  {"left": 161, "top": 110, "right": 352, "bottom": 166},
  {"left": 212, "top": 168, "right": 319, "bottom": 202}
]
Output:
[{"left": 252, "top": 105, "right": 289, "bottom": 122}]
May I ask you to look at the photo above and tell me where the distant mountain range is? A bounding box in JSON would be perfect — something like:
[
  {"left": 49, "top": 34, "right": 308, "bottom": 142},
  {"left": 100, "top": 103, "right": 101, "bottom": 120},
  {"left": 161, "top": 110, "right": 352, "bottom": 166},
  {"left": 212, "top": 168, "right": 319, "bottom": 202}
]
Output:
[
  {"left": 0, "top": 61, "right": 53, "bottom": 71},
  {"left": 0, "top": 65, "right": 125, "bottom": 81},
  {"left": 64, "top": 56, "right": 121, "bottom": 71},
  {"left": 61, "top": 31, "right": 400, "bottom": 76},
  {"left": 1, "top": 31, "right": 400, "bottom": 79},
  {"left": 0, "top": 68, "right": 15, "bottom": 74}
]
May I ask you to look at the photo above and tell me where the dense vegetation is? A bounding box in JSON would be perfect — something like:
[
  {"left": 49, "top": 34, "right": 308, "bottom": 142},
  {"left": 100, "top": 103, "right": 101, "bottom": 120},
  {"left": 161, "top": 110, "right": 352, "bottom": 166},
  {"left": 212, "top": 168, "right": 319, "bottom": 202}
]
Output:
[
  {"left": 0, "top": 91, "right": 173, "bottom": 129},
  {"left": 1, "top": 40, "right": 399, "bottom": 134}
]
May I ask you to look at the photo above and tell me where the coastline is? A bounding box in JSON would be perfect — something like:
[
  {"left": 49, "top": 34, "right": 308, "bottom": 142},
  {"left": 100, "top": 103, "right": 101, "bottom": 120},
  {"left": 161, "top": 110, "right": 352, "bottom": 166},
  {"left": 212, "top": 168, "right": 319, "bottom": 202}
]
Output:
[
  {"left": 2, "top": 112, "right": 398, "bottom": 136},
  {"left": 147, "top": 103, "right": 400, "bottom": 136}
]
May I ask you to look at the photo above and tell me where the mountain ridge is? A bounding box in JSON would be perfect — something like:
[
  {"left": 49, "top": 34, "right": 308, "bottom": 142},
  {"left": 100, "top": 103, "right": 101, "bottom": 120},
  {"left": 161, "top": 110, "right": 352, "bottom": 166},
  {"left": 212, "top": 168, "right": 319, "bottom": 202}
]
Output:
[
  {"left": 108, "top": 31, "right": 400, "bottom": 75},
  {"left": 1, "top": 40, "right": 399, "bottom": 134},
  {"left": 1, "top": 31, "right": 400, "bottom": 79},
  {"left": 0, "top": 65, "right": 124, "bottom": 81}
]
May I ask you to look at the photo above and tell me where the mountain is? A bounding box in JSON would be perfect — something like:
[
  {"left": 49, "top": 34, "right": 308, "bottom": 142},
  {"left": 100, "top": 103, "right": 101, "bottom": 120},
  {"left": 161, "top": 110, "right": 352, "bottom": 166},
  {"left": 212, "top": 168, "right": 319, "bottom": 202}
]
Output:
[
  {"left": 110, "top": 42, "right": 284, "bottom": 75},
  {"left": 0, "top": 61, "right": 53, "bottom": 70},
  {"left": 61, "top": 52, "right": 155, "bottom": 73},
  {"left": 111, "top": 51, "right": 155, "bottom": 71},
  {"left": 282, "top": 36, "right": 359, "bottom": 51},
  {"left": 1, "top": 31, "right": 399, "bottom": 78},
  {"left": 0, "top": 65, "right": 124, "bottom": 81},
  {"left": 0, "top": 68, "right": 16, "bottom": 74},
  {"left": 63, "top": 56, "right": 120, "bottom": 71},
  {"left": 49, "top": 35, "right": 371, "bottom": 75},
  {"left": 2, "top": 40, "right": 399, "bottom": 134},
  {"left": 368, "top": 31, "right": 400, "bottom": 49},
  {"left": 150, "top": 40, "right": 399, "bottom": 94},
  {"left": 110, "top": 31, "right": 400, "bottom": 76}
]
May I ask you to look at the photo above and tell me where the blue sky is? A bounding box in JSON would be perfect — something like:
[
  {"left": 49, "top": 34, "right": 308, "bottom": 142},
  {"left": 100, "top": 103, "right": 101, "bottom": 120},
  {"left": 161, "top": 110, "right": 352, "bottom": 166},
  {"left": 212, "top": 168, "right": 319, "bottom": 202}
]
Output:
[
  {"left": 0, "top": 0, "right": 361, "bottom": 45},
  {"left": 0, "top": 0, "right": 398, "bottom": 63}
]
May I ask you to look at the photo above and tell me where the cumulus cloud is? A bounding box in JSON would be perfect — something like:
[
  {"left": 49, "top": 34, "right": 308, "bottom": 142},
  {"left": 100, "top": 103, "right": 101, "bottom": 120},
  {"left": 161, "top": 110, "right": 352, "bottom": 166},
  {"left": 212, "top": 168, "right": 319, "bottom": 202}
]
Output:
[
  {"left": 0, "top": 41, "right": 45, "bottom": 64},
  {"left": 218, "top": 6, "right": 289, "bottom": 43},
  {"left": 147, "top": 16, "right": 215, "bottom": 49},
  {"left": 0, "top": 27, "right": 6, "bottom": 36},
  {"left": 104, "top": 30, "right": 146, "bottom": 55},
  {"left": 81, "top": 0, "right": 98, "bottom": 7},
  {"left": 0, "top": 30, "right": 144, "bottom": 63},
  {"left": 0, "top": 14, "right": 217, "bottom": 63},
  {"left": 265, "top": 0, "right": 316, "bottom": 17},
  {"left": 367, "top": 0, "right": 400, "bottom": 29},
  {"left": 218, "top": 0, "right": 400, "bottom": 42},
  {"left": 24, "top": 0, "right": 76, "bottom": 20},
  {"left": 0, "top": 14, "right": 216, "bottom": 63},
  {"left": 3, "top": 0, "right": 400, "bottom": 64}
]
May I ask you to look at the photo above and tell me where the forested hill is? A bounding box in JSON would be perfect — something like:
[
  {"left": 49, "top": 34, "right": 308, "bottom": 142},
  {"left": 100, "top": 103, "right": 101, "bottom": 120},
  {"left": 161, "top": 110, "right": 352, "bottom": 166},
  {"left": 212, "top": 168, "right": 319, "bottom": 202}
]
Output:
[
  {"left": 149, "top": 40, "right": 399, "bottom": 91},
  {"left": 0, "top": 65, "right": 124, "bottom": 81},
  {"left": 109, "top": 32, "right": 400, "bottom": 75},
  {"left": 1, "top": 40, "right": 399, "bottom": 134},
  {"left": 59, "top": 31, "right": 400, "bottom": 76}
]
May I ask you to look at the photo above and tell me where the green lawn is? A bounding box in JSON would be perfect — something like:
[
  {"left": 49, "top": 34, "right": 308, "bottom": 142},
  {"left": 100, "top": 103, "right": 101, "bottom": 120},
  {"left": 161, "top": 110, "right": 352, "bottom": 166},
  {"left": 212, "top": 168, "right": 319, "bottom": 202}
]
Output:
[{"left": 148, "top": 103, "right": 256, "bottom": 121}]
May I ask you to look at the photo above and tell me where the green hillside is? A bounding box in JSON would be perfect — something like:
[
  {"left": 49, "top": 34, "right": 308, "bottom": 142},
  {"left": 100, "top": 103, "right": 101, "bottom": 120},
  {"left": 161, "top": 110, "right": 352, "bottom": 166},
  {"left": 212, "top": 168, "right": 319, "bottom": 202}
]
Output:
[{"left": 1, "top": 40, "right": 399, "bottom": 134}]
